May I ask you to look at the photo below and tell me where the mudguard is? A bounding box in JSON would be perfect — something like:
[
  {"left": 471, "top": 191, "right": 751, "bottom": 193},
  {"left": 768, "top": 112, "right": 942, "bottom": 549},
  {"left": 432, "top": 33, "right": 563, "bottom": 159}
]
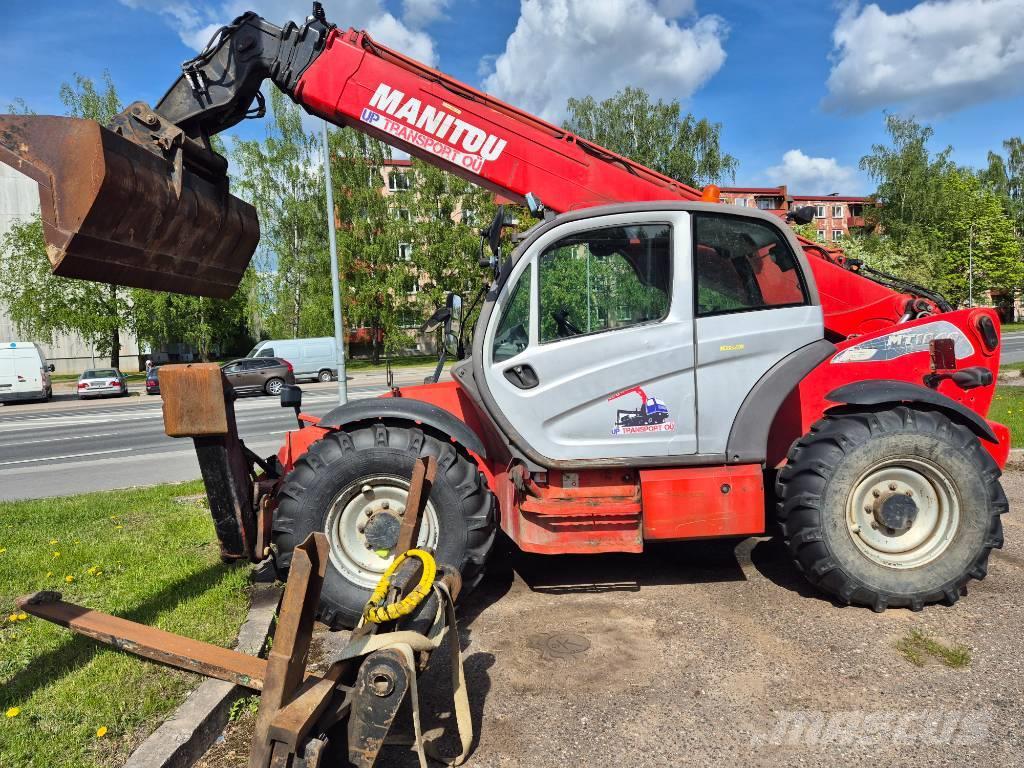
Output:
[
  {"left": 825, "top": 380, "right": 997, "bottom": 443},
  {"left": 318, "top": 398, "right": 488, "bottom": 459}
]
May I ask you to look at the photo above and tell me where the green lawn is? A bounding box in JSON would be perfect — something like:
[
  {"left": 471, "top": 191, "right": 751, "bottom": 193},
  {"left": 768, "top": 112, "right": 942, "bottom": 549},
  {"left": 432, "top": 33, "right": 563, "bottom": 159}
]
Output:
[
  {"left": 989, "top": 386, "right": 1024, "bottom": 447},
  {"left": 0, "top": 482, "right": 251, "bottom": 768},
  {"left": 1000, "top": 322, "right": 1024, "bottom": 334}
]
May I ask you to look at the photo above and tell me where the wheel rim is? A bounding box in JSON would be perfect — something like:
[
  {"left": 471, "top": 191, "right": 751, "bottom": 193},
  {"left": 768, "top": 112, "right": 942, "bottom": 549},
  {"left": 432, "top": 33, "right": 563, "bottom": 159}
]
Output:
[
  {"left": 845, "top": 457, "right": 960, "bottom": 569},
  {"left": 319, "top": 371, "right": 332, "bottom": 382},
  {"left": 324, "top": 474, "right": 440, "bottom": 589},
  {"left": 266, "top": 379, "right": 283, "bottom": 395}
]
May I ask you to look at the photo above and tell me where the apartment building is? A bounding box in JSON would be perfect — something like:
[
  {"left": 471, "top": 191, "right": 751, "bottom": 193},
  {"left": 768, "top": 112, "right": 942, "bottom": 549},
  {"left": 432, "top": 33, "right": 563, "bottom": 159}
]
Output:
[{"left": 719, "top": 186, "right": 873, "bottom": 244}]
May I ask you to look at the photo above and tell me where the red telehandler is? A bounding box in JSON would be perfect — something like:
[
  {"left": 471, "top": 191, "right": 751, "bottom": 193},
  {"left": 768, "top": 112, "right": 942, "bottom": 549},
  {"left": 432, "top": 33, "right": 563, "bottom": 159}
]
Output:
[{"left": 1, "top": 4, "right": 1009, "bottom": 628}]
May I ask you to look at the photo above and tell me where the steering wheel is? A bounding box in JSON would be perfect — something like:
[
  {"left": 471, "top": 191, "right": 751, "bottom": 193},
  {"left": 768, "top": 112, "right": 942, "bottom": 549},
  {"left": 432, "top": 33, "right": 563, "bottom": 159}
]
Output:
[
  {"left": 495, "top": 322, "right": 528, "bottom": 352},
  {"left": 553, "top": 308, "right": 582, "bottom": 338}
]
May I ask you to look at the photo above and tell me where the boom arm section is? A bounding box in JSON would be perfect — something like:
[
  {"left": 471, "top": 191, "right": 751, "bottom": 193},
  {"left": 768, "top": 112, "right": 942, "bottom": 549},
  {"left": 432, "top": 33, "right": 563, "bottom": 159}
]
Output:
[{"left": 0, "top": 4, "right": 936, "bottom": 335}]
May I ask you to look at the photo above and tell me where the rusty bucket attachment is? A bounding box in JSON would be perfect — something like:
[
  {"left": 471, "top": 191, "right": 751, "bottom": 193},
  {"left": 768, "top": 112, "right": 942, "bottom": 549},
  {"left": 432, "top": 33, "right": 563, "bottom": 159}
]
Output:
[{"left": 0, "top": 113, "right": 259, "bottom": 299}]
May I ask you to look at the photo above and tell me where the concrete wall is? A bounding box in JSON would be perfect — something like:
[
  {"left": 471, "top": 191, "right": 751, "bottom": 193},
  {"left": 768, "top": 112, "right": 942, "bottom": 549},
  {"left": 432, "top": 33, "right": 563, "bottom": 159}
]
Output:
[{"left": 0, "top": 164, "right": 144, "bottom": 373}]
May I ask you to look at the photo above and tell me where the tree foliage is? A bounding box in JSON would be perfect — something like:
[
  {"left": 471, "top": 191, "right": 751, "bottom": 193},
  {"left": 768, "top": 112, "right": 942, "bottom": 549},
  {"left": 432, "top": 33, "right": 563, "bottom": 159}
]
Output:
[
  {"left": 858, "top": 115, "right": 1023, "bottom": 304},
  {"left": 564, "top": 87, "right": 737, "bottom": 187},
  {"left": 980, "top": 137, "right": 1024, "bottom": 234}
]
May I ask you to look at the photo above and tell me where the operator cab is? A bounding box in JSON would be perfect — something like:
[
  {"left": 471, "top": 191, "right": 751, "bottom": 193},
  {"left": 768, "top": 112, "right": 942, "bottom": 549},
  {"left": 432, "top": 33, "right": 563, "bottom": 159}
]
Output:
[{"left": 472, "top": 201, "right": 824, "bottom": 465}]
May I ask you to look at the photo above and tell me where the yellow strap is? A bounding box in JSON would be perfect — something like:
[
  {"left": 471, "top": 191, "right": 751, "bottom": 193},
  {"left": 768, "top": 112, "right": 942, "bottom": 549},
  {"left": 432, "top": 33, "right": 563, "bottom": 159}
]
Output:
[{"left": 362, "top": 549, "right": 437, "bottom": 624}]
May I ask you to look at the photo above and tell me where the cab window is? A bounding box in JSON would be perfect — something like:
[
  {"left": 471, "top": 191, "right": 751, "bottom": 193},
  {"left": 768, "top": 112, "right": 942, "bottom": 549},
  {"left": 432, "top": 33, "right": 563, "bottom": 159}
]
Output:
[
  {"left": 492, "top": 267, "right": 531, "bottom": 363},
  {"left": 693, "top": 213, "right": 807, "bottom": 316},
  {"left": 537, "top": 224, "right": 671, "bottom": 343}
]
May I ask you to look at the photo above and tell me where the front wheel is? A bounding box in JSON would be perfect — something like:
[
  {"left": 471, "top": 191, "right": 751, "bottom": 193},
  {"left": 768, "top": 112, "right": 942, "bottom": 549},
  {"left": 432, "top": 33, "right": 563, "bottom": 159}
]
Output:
[
  {"left": 318, "top": 369, "right": 334, "bottom": 383},
  {"left": 776, "top": 407, "right": 1007, "bottom": 612},
  {"left": 272, "top": 424, "right": 496, "bottom": 627}
]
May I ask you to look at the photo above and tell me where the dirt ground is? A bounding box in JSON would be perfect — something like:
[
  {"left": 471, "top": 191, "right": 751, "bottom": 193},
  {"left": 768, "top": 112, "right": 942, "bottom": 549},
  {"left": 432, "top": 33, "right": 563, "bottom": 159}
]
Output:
[{"left": 199, "top": 469, "right": 1024, "bottom": 768}]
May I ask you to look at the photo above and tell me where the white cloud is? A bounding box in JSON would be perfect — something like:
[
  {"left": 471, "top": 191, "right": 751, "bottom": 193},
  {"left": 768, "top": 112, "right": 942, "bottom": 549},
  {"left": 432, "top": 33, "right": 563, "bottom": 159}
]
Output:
[
  {"left": 481, "top": 0, "right": 727, "bottom": 122},
  {"left": 827, "top": 0, "right": 1024, "bottom": 115},
  {"left": 764, "top": 150, "right": 859, "bottom": 194},
  {"left": 119, "top": 0, "right": 439, "bottom": 65},
  {"left": 402, "top": 0, "right": 452, "bottom": 28}
]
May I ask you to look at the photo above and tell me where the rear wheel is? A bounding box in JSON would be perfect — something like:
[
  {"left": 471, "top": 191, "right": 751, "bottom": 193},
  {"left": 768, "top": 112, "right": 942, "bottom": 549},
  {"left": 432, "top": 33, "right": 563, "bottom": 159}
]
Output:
[
  {"left": 272, "top": 424, "right": 496, "bottom": 627},
  {"left": 776, "top": 407, "right": 1007, "bottom": 611},
  {"left": 264, "top": 377, "right": 284, "bottom": 396}
]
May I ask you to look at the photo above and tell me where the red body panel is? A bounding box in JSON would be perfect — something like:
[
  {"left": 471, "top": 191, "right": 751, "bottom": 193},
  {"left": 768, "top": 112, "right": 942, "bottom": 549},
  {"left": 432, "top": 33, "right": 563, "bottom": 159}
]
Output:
[
  {"left": 768, "top": 307, "right": 1008, "bottom": 469},
  {"left": 641, "top": 465, "right": 764, "bottom": 540}
]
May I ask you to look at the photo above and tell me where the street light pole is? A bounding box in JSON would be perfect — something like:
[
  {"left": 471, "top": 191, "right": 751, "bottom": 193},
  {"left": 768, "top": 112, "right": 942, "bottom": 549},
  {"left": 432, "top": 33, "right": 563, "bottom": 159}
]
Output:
[
  {"left": 322, "top": 119, "right": 347, "bottom": 404},
  {"left": 968, "top": 221, "right": 974, "bottom": 309}
]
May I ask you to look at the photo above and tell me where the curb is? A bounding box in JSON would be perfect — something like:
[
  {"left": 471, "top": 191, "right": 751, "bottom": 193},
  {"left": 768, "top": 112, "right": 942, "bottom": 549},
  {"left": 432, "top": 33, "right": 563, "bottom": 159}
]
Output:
[{"left": 124, "top": 582, "right": 282, "bottom": 768}]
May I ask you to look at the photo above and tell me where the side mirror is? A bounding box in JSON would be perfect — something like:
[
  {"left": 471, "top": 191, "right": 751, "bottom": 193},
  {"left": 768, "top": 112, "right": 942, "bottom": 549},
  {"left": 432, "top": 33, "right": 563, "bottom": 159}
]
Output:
[
  {"left": 280, "top": 384, "right": 303, "bottom": 427},
  {"left": 420, "top": 306, "right": 451, "bottom": 334},
  {"left": 787, "top": 205, "right": 816, "bottom": 226}
]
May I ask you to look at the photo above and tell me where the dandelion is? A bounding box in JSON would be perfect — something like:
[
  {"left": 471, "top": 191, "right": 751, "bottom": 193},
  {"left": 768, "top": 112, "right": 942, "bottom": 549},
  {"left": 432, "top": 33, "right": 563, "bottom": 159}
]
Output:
[
  {"left": 5, "top": 707, "right": 20, "bottom": 718},
  {"left": 114, "top": 525, "right": 123, "bottom": 530},
  {"left": 52, "top": 552, "right": 61, "bottom": 558},
  {"left": 0, "top": 548, "right": 6, "bottom": 555},
  {"left": 17, "top": 613, "right": 27, "bottom": 621},
  {"left": 7, "top": 614, "right": 17, "bottom": 622},
  {"left": 46, "top": 571, "right": 53, "bottom": 578},
  {"left": 95, "top": 726, "right": 108, "bottom": 738},
  {"left": 49, "top": 539, "right": 58, "bottom": 545},
  {"left": 65, "top": 575, "right": 74, "bottom": 584}
]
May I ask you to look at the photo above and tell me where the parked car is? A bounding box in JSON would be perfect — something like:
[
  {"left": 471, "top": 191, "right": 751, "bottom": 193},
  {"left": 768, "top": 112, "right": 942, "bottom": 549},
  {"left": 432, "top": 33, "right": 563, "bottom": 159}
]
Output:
[
  {"left": 0, "top": 341, "right": 54, "bottom": 404},
  {"left": 145, "top": 366, "right": 160, "bottom": 395},
  {"left": 78, "top": 368, "right": 129, "bottom": 399},
  {"left": 247, "top": 338, "right": 337, "bottom": 382},
  {"left": 220, "top": 357, "right": 295, "bottom": 396}
]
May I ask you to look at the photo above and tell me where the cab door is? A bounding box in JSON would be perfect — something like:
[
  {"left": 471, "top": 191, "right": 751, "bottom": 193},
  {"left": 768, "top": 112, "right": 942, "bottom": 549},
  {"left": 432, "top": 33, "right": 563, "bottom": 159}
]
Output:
[{"left": 481, "top": 211, "right": 697, "bottom": 462}]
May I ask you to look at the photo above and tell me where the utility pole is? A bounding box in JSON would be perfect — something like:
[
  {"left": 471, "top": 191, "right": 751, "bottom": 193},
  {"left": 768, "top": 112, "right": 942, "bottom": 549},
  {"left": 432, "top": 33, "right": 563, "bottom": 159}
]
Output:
[
  {"left": 322, "top": 120, "right": 347, "bottom": 404},
  {"left": 968, "top": 220, "right": 975, "bottom": 308}
]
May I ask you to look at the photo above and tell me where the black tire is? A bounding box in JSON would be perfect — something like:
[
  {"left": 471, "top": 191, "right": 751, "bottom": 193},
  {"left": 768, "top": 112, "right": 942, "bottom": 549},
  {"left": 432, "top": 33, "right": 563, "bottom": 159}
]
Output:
[
  {"left": 272, "top": 424, "right": 496, "bottom": 628},
  {"left": 317, "top": 369, "right": 334, "bottom": 383},
  {"left": 776, "top": 407, "right": 1007, "bottom": 612},
  {"left": 264, "top": 377, "right": 285, "bottom": 396}
]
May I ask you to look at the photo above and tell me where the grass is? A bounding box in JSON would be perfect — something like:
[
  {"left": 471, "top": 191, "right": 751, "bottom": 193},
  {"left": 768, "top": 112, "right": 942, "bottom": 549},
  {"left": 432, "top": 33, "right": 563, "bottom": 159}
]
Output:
[
  {"left": 342, "top": 354, "right": 437, "bottom": 372},
  {"left": 0, "top": 482, "right": 251, "bottom": 768},
  {"left": 896, "top": 629, "right": 971, "bottom": 668},
  {"left": 999, "top": 322, "right": 1024, "bottom": 334},
  {"left": 988, "top": 386, "right": 1024, "bottom": 447}
]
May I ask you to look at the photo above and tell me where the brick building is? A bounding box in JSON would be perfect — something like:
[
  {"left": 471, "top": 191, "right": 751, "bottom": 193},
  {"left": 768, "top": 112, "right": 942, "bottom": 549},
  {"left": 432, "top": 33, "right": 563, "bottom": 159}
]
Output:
[{"left": 718, "top": 186, "right": 873, "bottom": 244}]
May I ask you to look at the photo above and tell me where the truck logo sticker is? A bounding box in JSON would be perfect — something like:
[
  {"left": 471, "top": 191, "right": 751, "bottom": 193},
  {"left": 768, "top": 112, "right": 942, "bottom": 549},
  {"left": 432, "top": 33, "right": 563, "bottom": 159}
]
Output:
[
  {"left": 831, "top": 320, "right": 975, "bottom": 364},
  {"left": 609, "top": 386, "right": 675, "bottom": 435},
  {"left": 363, "top": 83, "right": 508, "bottom": 173}
]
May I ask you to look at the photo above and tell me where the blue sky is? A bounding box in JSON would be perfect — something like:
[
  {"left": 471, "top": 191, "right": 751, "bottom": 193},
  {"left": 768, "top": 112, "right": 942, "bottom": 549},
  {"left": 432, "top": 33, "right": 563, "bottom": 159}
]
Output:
[{"left": 3, "top": 0, "right": 1022, "bottom": 195}]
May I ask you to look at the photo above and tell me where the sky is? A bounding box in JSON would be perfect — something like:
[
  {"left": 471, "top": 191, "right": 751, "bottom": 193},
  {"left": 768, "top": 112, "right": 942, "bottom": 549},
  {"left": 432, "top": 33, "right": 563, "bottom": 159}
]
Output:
[{"left": 2, "top": 0, "right": 1023, "bottom": 196}]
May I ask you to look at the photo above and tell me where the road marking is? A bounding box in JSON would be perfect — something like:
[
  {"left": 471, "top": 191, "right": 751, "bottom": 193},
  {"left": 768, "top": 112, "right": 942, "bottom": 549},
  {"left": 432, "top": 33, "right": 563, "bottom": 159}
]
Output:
[
  {"left": 7, "top": 432, "right": 120, "bottom": 445},
  {"left": 0, "top": 447, "right": 133, "bottom": 466}
]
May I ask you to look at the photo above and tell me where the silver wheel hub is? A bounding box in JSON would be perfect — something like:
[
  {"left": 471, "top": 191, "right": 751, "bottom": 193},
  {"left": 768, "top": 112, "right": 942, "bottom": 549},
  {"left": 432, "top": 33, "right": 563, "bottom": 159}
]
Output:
[
  {"left": 846, "top": 458, "right": 960, "bottom": 569},
  {"left": 324, "top": 474, "right": 439, "bottom": 589}
]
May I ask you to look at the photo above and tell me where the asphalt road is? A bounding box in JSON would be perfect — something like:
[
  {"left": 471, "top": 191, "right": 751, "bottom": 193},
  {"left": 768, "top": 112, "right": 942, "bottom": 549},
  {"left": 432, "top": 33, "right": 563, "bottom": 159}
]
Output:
[
  {"left": 0, "top": 370, "right": 433, "bottom": 501},
  {"left": 1000, "top": 330, "right": 1024, "bottom": 364}
]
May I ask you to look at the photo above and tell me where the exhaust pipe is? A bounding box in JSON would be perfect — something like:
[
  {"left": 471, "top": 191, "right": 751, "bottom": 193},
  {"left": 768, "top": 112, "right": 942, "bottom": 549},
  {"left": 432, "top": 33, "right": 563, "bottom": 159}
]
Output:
[{"left": 0, "top": 113, "right": 259, "bottom": 299}]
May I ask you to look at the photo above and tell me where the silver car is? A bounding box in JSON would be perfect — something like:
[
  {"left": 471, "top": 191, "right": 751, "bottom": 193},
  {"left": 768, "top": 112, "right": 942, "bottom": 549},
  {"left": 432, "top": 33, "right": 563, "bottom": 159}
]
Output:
[{"left": 77, "top": 368, "right": 129, "bottom": 399}]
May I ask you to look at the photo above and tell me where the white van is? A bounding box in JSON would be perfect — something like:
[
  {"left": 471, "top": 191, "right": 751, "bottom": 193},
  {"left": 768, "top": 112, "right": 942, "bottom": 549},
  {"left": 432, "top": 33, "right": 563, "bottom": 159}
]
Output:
[
  {"left": 0, "top": 342, "right": 54, "bottom": 404},
  {"left": 247, "top": 337, "right": 338, "bottom": 383}
]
